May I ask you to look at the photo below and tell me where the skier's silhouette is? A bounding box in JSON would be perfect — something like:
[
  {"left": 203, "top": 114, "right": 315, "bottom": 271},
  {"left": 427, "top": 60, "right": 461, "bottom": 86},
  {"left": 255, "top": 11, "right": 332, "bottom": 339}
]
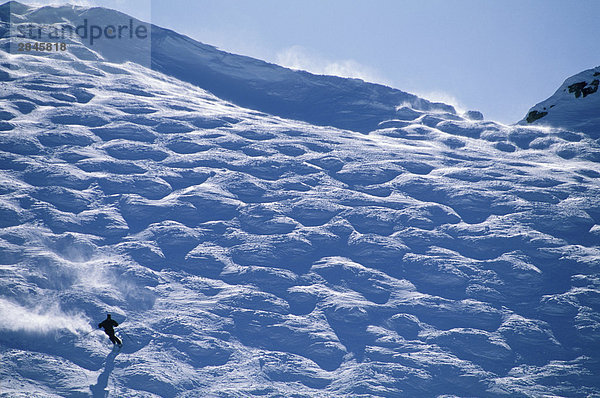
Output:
[{"left": 98, "top": 314, "right": 122, "bottom": 347}]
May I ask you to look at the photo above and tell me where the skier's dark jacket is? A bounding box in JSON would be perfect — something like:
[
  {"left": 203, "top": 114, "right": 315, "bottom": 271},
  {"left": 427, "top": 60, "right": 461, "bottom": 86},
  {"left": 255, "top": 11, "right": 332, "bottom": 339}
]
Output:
[{"left": 98, "top": 315, "right": 118, "bottom": 336}]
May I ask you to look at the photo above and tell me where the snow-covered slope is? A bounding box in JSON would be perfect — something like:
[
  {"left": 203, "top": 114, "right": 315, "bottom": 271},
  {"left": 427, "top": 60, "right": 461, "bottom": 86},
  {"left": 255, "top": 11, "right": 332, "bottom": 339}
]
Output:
[
  {"left": 520, "top": 66, "right": 600, "bottom": 138},
  {"left": 0, "top": 1, "right": 454, "bottom": 134},
  {"left": 1, "top": 2, "right": 600, "bottom": 397}
]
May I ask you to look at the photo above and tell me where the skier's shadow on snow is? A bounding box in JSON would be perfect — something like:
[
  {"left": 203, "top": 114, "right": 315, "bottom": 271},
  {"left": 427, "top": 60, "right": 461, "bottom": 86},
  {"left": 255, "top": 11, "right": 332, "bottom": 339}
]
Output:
[{"left": 90, "top": 348, "right": 119, "bottom": 398}]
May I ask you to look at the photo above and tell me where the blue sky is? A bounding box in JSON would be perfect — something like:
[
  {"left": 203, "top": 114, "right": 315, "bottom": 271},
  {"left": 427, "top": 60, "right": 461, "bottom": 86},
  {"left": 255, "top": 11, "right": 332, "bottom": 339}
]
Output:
[{"left": 20, "top": 0, "right": 600, "bottom": 123}]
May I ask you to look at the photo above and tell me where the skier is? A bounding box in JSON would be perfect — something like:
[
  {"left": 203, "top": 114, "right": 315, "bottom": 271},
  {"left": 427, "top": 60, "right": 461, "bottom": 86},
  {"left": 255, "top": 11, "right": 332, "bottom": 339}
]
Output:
[{"left": 98, "top": 314, "right": 122, "bottom": 347}]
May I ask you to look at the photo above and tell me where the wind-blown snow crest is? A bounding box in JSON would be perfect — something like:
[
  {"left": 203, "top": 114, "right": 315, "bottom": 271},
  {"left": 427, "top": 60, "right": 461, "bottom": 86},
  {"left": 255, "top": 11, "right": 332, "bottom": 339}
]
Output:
[{"left": 1, "top": 2, "right": 600, "bottom": 397}]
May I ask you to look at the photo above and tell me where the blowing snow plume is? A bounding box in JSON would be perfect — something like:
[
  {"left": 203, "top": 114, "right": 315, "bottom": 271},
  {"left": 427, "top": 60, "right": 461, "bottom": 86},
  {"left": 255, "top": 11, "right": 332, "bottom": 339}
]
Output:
[{"left": 0, "top": 298, "right": 90, "bottom": 335}]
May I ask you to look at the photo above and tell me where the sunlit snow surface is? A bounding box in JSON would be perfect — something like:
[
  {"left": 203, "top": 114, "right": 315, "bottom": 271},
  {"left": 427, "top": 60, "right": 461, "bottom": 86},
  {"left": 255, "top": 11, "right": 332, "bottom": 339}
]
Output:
[
  {"left": 521, "top": 66, "right": 600, "bottom": 138},
  {"left": 1, "top": 4, "right": 600, "bottom": 398}
]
